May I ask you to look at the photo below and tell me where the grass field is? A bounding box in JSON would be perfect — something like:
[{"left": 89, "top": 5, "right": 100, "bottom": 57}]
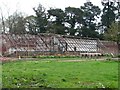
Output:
[{"left": 2, "top": 58, "right": 118, "bottom": 88}]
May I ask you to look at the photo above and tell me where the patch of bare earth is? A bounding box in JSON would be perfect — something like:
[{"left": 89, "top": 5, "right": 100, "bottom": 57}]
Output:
[
  {"left": 0, "top": 57, "right": 17, "bottom": 62},
  {"left": 57, "top": 58, "right": 107, "bottom": 62},
  {"left": 57, "top": 59, "right": 97, "bottom": 62}
]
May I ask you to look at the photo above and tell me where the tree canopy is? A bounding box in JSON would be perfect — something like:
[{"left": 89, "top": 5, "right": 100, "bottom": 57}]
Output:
[
  {"left": 104, "top": 21, "right": 120, "bottom": 42},
  {"left": 0, "top": 1, "right": 119, "bottom": 42}
]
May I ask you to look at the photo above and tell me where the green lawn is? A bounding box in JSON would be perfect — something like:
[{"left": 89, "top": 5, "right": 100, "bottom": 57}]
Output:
[{"left": 2, "top": 58, "right": 118, "bottom": 88}]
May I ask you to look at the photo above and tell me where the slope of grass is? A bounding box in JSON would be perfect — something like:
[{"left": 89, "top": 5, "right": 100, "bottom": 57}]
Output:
[{"left": 2, "top": 59, "right": 118, "bottom": 88}]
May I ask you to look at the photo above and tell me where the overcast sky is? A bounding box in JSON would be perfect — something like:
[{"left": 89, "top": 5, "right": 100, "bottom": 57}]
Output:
[{"left": 0, "top": 0, "right": 103, "bottom": 17}]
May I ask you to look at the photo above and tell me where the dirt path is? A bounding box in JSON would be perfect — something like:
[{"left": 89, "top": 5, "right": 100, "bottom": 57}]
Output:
[
  {"left": 57, "top": 58, "right": 119, "bottom": 62},
  {"left": 0, "top": 57, "right": 18, "bottom": 62},
  {"left": 57, "top": 58, "right": 107, "bottom": 62},
  {"left": 57, "top": 60, "right": 88, "bottom": 62},
  {"left": 1, "top": 57, "right": 119, "bottom": 63}
]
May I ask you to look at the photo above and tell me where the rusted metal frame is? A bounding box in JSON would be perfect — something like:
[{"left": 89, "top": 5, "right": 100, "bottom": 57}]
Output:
[
  {"left": 38, "top": 34, "right": 51, "bottom": 55},
  {"left": 24, "top": 34, "right": 31, "bottom": 56},
  {"left": 28, "top": 34, "right": 37, "bottom": 51},
  {"left": 1, "top": 34, "right": 8, "bottom": 56},
  {"left": 6, "top": 34, "right": 18, "bottom": 57},
  {"left": 4, "top": 34, "right": 18, "bottom": 56},
  {"left": 70, "top": 39, "right": 77, "bottom": 52},
  {"left": 11, "top": 34, "right": 25, "bottom": 57},
  {"left": 17, "top": 34, "right": 27, "bottom": 56},
  {"left": 25, "top": 34, "right": 40, "bottom": 56},
  {"left": 39, "top": 34, "right": 49, "bottom": 49},
  {"left": 64, "top": 38, "right": 75, "bottom": 52},
  {"left": 49, "top": 36, "right": 54, "bottom": 54},
  {"left": 72, "top": 38, "right": 82, "bottom": 55},
  {"left": 20, "top": 34, "right": 31, "bottom": 57},
  {"left": 35, "top": 35, "right": 46, "bottom": 53},
  {"left": 24, "top": 34, "right": 38, "bottom": 56},
  {"left": 79, "top": 39, "right": 87, "bottom": 53},
  {"left": 73, "top": 38, "right": 80, "bottom": 51},
  {"left": 57, "top": 37, "right": 67, "bottom": 53},
  {"left": 82, "top": 39, "right": 96, "bottom": 53},
  {"left": 84, "top": 40, "right": 97, "bottom": 53}
]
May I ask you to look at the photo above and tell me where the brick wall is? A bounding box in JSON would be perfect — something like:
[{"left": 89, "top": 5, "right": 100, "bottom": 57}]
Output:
[{"left": 99, "top": 41, "right": 118, "bottom": 55}]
